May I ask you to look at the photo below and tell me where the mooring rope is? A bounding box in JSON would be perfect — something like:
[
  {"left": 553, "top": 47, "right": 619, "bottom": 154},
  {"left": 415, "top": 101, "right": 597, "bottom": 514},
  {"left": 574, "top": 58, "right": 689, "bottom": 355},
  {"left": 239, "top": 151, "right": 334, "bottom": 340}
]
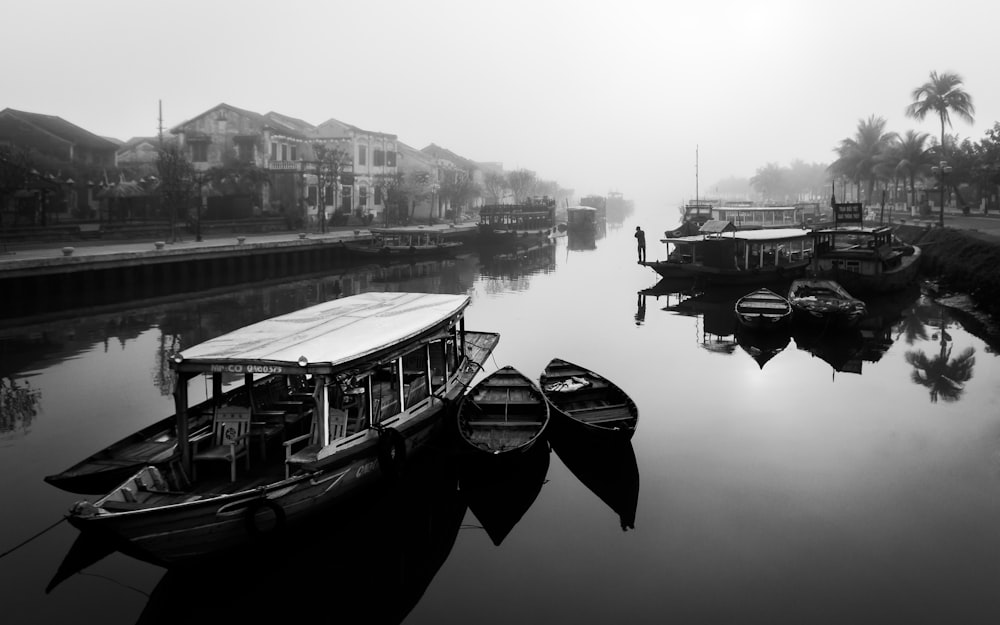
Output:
[{"left": 0, "top": 516, "right": 67, "bottom": 560}]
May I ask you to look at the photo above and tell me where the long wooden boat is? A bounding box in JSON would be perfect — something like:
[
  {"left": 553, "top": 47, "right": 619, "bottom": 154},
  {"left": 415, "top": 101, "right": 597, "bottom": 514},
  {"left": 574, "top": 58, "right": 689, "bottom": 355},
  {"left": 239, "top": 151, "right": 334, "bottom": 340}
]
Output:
[
  {"left": 44, "top": 376, "right": 314, "bottom": 495},
  {"left": 456, "top": 365, "right": 549, "bottom": 456},
  {"left": 458, "top": 438, "right": 550, "bottom": 546},
  {"left": 539, "top": 358, "right": 638, "bottom": 439},
  {"left": 57, "top": 292, "right": 499, "bottom": 565},
  {"left": 809, "top": 225, "right": 921, "bottom": 294},
  {"left": 342, "top": 225, "right": 463, "bottom": 257},
  {"left": 734, "top": 287, "right": 793, "bottom": 331},
  {"left": 477, "top": 198, "right": 556, "bottom": 247},
  {"left": 652, "top": 226, "right": 814, "bottom": 285},
  {"left": 787, "top": 278, "right": 867, "bottom": 329}
]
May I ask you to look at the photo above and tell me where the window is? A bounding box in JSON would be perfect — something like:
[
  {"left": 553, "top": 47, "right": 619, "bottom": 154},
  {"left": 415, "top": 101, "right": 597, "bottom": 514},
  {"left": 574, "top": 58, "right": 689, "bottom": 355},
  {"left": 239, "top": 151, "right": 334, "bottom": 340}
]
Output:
[
  {"left": 375, "top": 186, "right": 383, "bottom": 205},
  {"left": 270, "top": 142, "right": 278, "bottom": 160},
  {"left": 359, "top": 186, "right": 368, "bottom": 208},
  {"left": 402, "top": 347, "right": 429, "bottom": 408},
  {"left": 191, "top": 142, "right": 208, "bottom": 162},
  {"left": 235, "top": 138, "right": 255, "bottom": 162},
  {"left": 290, "top": 145, "right": 297, "bottom": 161},
  {"left": 373, "top": 149, "right": 384, "bottom": 167},
  {"left": 385, "top": 150, "right": 396, "bottom": 167},
  {"left": 358, "top": 145, "right": 367, "bottom": 165},
  {"left": 371, "top": 361, "right": 400, "bottom": 422},
  {"left": 280, "top": 144, "right": 287, "bottom": 161}
]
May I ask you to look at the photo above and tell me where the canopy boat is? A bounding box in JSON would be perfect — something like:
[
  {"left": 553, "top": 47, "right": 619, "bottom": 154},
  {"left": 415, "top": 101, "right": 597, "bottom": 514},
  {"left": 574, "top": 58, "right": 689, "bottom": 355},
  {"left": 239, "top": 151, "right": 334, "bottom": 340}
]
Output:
[
  {"left": 787, "top": 278, "right": 867, "bottom": 329},
  {"left": 58, "top": 292, "right": 499, "bottom": 565},
  {"left": 342, "top": 225, "right": 463, "bottom": 257},
  {"left": 809, "top": 225, "right": 922, "bottom": 294},
  {"left": 734, "top": 287, "right": 793, "bottom": 331},
  {"left": 457, "top": 438, "right": 550, "bottom": 546},
  {"left": 456, "top": 366, "right": 549, "bottom": 456},
  {"left": 650, "top": 224, "right": 814, "bottom": 285},
  {"left": 539, "top": 358, "right": 638, "bottom": 439},
  {"left": 477, "top": 197, "right": 557, "bottom": 247},
  {"left": 565, "top": 205, "right": 599, "bottom": 233}
]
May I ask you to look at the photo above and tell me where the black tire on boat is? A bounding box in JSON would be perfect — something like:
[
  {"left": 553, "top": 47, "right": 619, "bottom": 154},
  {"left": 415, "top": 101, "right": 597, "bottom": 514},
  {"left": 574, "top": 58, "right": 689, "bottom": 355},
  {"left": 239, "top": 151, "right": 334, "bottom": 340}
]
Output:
[
  {"left": 244, "top": 498, "right": 286, "bottom": 536},
  {"left": 377, "top": 427, "right": 407, "bottom": 479}
]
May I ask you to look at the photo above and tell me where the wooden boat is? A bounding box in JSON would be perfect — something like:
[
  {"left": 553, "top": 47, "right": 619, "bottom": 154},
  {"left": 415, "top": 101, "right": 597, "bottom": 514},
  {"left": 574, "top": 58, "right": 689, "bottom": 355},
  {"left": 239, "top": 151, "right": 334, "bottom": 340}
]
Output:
[
  {"left": 565, "top": 205, "right": 599, "bottom": 233},
  {"left": 787, "top": 278, "right": 867, "bottom": 328},
  {"left": 539, "top": 358, "right": 638, "bottom": 438},
  {"left": 456, "top": 365, "right": 549, "bottom": 456},
  {"left": 57, "top": 292, "right": 499, "bottom": 565},
  {"left": 652, "top": 224, "right": 814, "bottom": 285},
  {"left": 734, "top": 287, "right": 793, "bottom": 331},
  {"left": 548, "top": 419, "right": 639, "bottom": 531},
  {"left": 44, "top": 376, "right": 314, "bottom": 495},
  {"left": 809, "top": 225, "right": 922, "bottom": 294},
  {"left": 477, "top": 197, "right": 557, "bottom": 247},
  {"left": 342, "top": 225, "right": 463, "bottom": 257},
  {"left": 457, "top": 438, "right": 550, "bottom": 546}
]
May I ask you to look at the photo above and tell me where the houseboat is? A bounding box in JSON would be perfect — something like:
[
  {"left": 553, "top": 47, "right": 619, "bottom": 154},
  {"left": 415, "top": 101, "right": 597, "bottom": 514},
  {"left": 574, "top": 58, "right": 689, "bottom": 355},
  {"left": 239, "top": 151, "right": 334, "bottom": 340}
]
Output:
[
  {"left": 477, "top": 197, "right": 556, "bottom": 248},
  {"left": 809, "top": 225, "right": 922, "bottom": 294},
  {"left": 342, "top": 225, "right": 463, "bottom": 257},
  {"left": 57, "top": 292, "right": 499, "bottom": 565},
  {"left": 565, "top": 206, "right": 599, "bottom": 233},
  {"left": 646, "top": 221, "right": 814, "bottom": 285}
]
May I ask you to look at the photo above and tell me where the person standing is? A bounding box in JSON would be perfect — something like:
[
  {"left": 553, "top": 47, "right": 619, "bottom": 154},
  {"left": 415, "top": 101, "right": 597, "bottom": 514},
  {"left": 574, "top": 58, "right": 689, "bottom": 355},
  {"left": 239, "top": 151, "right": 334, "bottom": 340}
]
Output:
[{"left": 634, "top": 226, "right": 646, "bottom": 263}]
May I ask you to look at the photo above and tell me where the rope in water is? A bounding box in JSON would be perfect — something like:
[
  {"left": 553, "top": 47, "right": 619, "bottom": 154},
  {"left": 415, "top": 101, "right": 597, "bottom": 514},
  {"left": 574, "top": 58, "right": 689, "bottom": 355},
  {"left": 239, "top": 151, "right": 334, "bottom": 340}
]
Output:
[{"left": 0, "top": 516, "right": 67, "bottom": 560}]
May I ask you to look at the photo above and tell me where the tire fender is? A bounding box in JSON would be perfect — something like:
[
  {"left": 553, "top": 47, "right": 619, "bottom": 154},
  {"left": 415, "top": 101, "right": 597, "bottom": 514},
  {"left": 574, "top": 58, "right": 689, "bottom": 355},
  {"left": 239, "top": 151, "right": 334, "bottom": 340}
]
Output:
[
  {"left": 377, "top": 427, "right": 406, "bottom": 479},
  {"left": 244, "top": 498, "right": 286, "bottom": 536}
]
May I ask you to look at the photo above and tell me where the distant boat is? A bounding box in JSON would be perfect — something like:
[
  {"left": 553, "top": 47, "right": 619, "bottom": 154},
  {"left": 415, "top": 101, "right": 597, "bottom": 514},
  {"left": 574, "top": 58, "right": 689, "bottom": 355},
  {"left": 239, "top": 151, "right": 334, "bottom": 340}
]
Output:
[
  {"left": 734, "top": 288, "right": 793, "bottom": 331},
  {"left": 456, "top": 366, "right": 549, "bottom": 456},
  {"left": 809, "top": 225, "right": 922, "bottom": 294},
  {"left": 539, "top": 358, "right": 638, "bottom": 439},
  {"left": 342, "top": 225, "right": 463, "bottom": 257},
  {"left": 565, "top": 206, "right": 599, "bottom": 233},
  {"left": 787, "top": 278, "right": 867, "bottom": 328}
]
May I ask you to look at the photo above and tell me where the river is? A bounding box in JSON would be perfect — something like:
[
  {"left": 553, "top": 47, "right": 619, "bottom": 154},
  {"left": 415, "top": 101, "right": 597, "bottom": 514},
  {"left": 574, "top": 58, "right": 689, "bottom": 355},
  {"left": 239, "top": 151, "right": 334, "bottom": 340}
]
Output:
[{"left": 2, "top": 212, "right": 1000, "bottom": 624}]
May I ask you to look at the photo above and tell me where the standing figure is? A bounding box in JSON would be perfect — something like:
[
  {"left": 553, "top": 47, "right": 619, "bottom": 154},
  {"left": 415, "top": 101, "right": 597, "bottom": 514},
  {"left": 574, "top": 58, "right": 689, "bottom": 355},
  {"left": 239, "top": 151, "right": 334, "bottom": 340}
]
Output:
[{"left": 634, "top": 226, "right": 646, "bottom": 263}]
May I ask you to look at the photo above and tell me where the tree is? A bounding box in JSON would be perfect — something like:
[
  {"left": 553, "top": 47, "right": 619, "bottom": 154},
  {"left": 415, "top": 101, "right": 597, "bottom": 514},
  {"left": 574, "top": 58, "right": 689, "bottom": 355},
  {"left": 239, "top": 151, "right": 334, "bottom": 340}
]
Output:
[
  {"left": 372, "top": 172, "right": 405, "bottom": 226},
  {"left": 482, "top": 171, "right": 508, "bottom": 204},
  {"left": 310, "top": 143, "right": 351, "bottom": 230},
  {"left": 505, "top": 169, "right": 537, "bottom": 203},
  {"left": 830, "top": 115, "right": 897, "bottom": 206},
  {"left": 886, "top": 130, "right": 932, "bottom": 212},
  {"left": 906, "top": 70, "right": 975, "bottom": 160},
  {"left": 438, "top": 171, "right": 479, "bottom": 219},
  {"left": 750, "top": 163, "right": 784, "bottom": 201},
  {"left": 156, "top": 145, "right": 194, "bottom": 242}
]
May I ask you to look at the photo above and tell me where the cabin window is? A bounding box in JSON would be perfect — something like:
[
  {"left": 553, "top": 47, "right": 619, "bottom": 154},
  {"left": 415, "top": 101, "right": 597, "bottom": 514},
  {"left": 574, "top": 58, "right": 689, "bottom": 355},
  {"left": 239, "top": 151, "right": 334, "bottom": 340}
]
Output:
[
  {"left": 429, "top": 340, "right": 448, "bottom": 395},
  {"left": 340, "top": 376, "right": 370, "bottom": 434},
  {"left": 401, "top": 346, "right": 429, "bottom": 408},
  {"left": 371, "top": 361, "right": 401, "bottom": 422}
]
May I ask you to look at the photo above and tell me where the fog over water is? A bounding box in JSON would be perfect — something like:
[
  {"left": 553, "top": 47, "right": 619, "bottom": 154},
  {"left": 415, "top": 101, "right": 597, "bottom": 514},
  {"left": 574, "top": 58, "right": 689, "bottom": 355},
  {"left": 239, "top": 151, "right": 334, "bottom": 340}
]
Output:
[{"left": 5, "top": 0, "right": 1000, "bottom": 209}]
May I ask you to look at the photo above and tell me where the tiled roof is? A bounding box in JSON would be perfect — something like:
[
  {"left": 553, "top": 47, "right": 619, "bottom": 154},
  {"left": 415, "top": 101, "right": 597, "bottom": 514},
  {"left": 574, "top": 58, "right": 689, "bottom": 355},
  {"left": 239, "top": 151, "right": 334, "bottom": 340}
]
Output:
[{"left": 0, "top": 108, "right": 118, "bottom": 151}]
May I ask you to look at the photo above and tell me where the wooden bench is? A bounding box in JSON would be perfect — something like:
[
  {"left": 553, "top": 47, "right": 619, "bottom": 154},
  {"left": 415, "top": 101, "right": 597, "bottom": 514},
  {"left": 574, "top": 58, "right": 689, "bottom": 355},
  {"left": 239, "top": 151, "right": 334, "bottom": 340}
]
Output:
[
  {"left": 566, "top": 403, "right": 632, "bottom": 424},
  {"left": 470, "top": 420, "right": 545, "bottom": 427}
]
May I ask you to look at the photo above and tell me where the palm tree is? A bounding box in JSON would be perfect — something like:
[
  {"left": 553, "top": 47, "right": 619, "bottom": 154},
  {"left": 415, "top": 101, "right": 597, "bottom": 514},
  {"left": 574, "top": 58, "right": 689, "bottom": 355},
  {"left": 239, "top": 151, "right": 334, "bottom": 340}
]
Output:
[
  {"left": 890, "top": 130, "right": 933, "bottom": 214},
  {"left": 904, "top": 314, "right": 976, "bottom": 403},
  {"left": 905, "top": 71, "right": 975, "bottom": 159},
  {"left": 830, "top": 115, "right": 897, "bottom": 206}
]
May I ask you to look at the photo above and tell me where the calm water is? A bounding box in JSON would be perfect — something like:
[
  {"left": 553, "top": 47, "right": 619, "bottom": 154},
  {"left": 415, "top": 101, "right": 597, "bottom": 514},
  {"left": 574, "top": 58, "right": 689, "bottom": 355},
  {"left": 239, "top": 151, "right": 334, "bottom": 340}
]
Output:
[{"left": 3, "top": 214, "right": 1000, "bottom": 624}]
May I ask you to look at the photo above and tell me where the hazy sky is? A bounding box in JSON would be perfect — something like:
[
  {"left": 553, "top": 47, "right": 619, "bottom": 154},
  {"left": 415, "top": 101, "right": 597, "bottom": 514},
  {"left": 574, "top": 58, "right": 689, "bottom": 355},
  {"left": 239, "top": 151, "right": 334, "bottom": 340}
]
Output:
[{"left": 3, "top": 0, "right": 998, "bottom": 211}]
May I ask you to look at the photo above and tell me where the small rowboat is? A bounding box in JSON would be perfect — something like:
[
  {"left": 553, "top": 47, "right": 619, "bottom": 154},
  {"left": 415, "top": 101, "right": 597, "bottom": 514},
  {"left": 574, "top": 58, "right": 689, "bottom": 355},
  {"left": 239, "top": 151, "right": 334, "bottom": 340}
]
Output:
[
  {"left": 456, "top": 366, "right": 549, "bottom": 455},
  {"left": 539, "top": 358, "right": 638, "bottom": 438},
  {"left": 734, "top": 287, "right": 793, "bottom": 331}
]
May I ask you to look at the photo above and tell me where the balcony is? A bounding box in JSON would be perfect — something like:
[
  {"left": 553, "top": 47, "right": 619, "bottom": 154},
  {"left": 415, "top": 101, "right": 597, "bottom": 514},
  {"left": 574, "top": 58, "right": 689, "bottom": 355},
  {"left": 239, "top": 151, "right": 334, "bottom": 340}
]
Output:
[{"left": 268, "top": 161, "right": 299, "bottom": 171}]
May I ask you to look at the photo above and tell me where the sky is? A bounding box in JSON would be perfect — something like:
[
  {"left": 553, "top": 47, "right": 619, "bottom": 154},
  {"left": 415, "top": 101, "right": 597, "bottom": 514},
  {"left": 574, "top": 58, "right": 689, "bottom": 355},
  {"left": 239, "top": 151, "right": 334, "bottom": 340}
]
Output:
[{"left": 3, "top": 0, "right": 999, "bottom": 213}]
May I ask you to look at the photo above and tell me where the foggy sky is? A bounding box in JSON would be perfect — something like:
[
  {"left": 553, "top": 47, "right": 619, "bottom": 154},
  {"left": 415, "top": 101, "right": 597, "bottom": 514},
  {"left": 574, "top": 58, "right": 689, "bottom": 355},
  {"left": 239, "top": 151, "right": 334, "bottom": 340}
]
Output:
[{"left": 3, "top": 0, "right": 998, "bottom": 213}]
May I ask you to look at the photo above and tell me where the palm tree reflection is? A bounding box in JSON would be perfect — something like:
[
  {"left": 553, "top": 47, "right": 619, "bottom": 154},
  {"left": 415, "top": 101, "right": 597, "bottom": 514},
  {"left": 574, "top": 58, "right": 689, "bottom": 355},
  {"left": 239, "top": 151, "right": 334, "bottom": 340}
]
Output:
[{"left": 904, "top": 313, "right": 976, "bottom": 403}]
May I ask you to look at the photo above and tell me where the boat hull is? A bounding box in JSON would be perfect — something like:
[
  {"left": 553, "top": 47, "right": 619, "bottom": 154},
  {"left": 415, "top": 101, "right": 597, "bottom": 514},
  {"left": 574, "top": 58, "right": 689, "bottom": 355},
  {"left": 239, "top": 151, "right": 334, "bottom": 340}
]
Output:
[
  {"left": 539, "top": 358, "right": 638, "bottom": 440},
  {"left": 456, "top": 366, "right": 549, "bottom": 456},
  {"left": 734, "top": 288, "right": 793, "bottom": 331}
]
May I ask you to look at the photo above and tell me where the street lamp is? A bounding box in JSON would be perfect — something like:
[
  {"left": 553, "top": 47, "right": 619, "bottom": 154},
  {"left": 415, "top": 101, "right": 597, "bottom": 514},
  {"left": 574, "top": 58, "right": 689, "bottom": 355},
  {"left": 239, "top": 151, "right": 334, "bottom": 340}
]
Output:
[{"left": 930, "top": 160, "right": 952, "bottom": 227}]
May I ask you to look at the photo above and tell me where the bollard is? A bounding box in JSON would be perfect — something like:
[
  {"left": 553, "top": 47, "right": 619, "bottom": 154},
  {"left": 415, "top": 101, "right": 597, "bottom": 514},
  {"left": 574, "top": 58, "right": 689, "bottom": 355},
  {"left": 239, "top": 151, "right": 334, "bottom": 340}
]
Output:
[
  {"left": 298, "top": 233, "right": 307, "bottom": 239},
  {"left": 237, "top": 236, "right": 246, "bottom": 245},
  {"left": 154, "top": 241, "right": 165, "bottom": 250},
  {"left": 61, "top": 247, "right": 74, "bottom": 256}
]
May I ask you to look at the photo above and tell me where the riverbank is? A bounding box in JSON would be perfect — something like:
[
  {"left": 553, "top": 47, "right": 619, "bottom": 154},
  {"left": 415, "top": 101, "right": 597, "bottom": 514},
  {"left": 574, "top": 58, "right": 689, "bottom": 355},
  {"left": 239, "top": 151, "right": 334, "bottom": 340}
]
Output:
[{"left": 895, "top": 224, "right": 1000, "bottom": 318}]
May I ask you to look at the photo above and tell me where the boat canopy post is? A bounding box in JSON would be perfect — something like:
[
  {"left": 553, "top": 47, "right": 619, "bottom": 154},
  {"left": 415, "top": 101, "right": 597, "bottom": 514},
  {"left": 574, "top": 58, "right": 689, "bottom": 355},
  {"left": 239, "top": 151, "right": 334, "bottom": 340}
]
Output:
[
  {"left": 318, "top": 377, "right": 330, "bottom": 446},
  {"left": 395, "top": 357, "right": 405, "bottom": 411},
  {"left": 212, "top": 372, "right": 222, "bottom": 403},
  {"left": 174, "top": 371, "right": 194, "bottom": 477}
]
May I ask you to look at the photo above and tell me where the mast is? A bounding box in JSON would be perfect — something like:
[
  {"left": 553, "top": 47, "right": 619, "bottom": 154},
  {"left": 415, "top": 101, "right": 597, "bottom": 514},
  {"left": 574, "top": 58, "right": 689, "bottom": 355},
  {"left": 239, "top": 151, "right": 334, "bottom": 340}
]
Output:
[{"left": 695, "top": 145, "right": 699, "bottom": 206}]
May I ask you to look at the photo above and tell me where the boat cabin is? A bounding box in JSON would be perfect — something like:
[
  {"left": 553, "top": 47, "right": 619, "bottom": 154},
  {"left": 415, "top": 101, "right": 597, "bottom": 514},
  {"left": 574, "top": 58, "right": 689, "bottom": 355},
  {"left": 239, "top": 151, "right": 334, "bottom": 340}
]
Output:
[
  {"left": 663, "top": 226, "right": 814, "bottom": 271},
  {"left": 810, "top": 225, "right": 905, "bottom": 274},
  {"left": 479, "top": 197, "right": 556, "bottom": 233},
  {"left": 369, "top": 227, "right": 455, "bottom": 249}
]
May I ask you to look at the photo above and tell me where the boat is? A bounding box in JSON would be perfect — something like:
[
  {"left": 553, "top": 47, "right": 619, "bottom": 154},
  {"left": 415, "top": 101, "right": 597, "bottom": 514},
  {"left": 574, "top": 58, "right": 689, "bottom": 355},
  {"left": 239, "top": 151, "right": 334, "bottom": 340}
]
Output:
[
  {"left": 649, "top": 223, "right": 814, "bottom": 285},
  {"left": 733, "top": 287, "right": 793, "bottom": 331},
  {"left": 476, "top": 197, "right": 557, "bottom": 248},
  {"left": 539, "top": 358, "right": 638, "bottom": 438},
  {"left": 809, "top": 225, "right": 922, "bottom": 294},
  {"left": 342, "top": 225, "right": 463, "bottom": 257},
  {"left": 56, "top": 292, "right": 499, "bottom": 565},
  {"left": 548, "top": 419, "right": 639, "bottom": 531},
  {"left": 456, "top": 365, "right": 549, "bottom": 456},
  {"left": 44, "top": 376, "right": 315, "bottom": 495},
  {"left": 565, "top": 205, "right": 599, "bottom": 233},
  {"left": 457, "top": 438, "right": 550, "bottom": 546},
  {"left": 787, "top": 278, "right": 867, "bottom": 328}
]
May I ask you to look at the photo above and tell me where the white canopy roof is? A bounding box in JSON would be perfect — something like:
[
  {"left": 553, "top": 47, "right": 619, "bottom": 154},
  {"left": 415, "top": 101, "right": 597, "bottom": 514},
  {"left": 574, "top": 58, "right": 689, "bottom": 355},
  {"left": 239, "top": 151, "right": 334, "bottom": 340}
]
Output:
[{"left": 176, "top": 292, "right": 470, "bottom": 372}]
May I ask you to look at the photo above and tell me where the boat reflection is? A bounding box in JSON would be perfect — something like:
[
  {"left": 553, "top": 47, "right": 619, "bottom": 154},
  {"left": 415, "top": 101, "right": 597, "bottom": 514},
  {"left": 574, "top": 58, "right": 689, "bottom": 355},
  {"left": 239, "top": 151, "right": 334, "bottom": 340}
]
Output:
[
  {"left": 664, "top": 288, "right": 742, "bottom": 355},
  {"left": 49, "top": 446, "right": 466, "bottom": 625},
  {"left": 548, "top": 421, "right": 639, "bottom": 531},
  {"left": 457, "top": 439, "right": 551, "bottom": 546},
  {"left": 735, "top": 326, "right": 791, "bottom": 369},
  {"left": 478, "top": 238, "right": 557, "bottom": 281}
]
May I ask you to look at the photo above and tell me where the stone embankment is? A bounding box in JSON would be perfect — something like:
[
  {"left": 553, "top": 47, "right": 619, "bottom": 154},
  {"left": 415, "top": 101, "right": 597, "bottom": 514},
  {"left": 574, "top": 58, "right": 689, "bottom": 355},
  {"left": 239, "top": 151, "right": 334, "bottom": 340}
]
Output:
[{"left": 894, "top": 224, "right": 1000, "bottom": 318}]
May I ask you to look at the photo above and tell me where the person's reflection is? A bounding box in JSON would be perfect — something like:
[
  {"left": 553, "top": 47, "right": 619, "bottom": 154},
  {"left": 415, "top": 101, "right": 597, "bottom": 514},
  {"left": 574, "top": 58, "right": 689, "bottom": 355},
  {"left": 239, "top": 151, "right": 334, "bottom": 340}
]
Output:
[{"left": 635, "top": 292, "right": 646, "bottom": 326}]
